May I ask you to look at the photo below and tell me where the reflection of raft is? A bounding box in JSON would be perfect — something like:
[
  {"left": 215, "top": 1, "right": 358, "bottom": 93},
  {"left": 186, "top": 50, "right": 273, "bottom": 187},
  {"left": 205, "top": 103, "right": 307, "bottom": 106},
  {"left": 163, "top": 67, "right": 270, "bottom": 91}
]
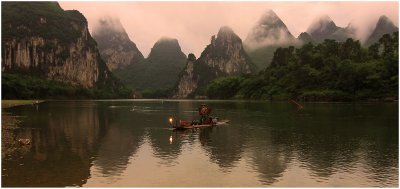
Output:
[{"left": 172, "top": 120, "right": 230, "bottom": 130}]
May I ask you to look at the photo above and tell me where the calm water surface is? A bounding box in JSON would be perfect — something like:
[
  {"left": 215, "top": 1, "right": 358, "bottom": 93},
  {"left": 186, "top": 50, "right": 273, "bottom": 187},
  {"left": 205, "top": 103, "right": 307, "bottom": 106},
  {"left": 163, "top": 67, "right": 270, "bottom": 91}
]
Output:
[{"left": 2, "top": 100, "right": 398, "bottom": 187}]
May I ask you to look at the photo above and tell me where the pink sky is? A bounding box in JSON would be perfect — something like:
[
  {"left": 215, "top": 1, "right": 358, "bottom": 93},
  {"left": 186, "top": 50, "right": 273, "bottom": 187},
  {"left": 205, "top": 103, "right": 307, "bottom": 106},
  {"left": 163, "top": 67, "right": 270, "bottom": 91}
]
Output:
[{"left": 59, "top": 1, "right": 399, "bottom": 57}]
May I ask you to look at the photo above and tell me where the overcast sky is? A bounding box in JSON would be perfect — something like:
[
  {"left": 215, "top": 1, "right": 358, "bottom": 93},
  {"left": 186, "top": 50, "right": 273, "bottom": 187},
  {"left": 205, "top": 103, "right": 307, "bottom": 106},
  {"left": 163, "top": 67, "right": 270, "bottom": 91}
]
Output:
[{"left": 59, "top": 1, "right": 398, "bottom": 57}]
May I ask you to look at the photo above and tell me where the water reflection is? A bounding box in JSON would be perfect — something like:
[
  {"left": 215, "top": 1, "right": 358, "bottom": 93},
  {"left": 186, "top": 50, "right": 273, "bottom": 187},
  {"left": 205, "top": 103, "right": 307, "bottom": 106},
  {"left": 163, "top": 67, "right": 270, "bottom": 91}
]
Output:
[
  {"left": 245, "top": 127, "right": 294, "bottom": 185},
  {"left": 2, "top": 101, "right": 107, "bottom": 187},
  {"left": 90, "top": 104, "right": 150, "bottom": 182},
  {"left": 291, "top": 104, "right": 398, "bottom": 185},
  {"left": 199, "top": 126, "right": 246, "bottom": 171},
  {"left": 361, "top": 130, "right": 398, "bottom": 186},
  {"left": 174, "top": 101, "right": 249, "bottom": 171},
  {"left": 1, "top": 101, "right": 398, "bottom": 187},
  {"left": 92, "top": 124, "right": 144, "bottom": 177},
  {"left": 148, "top": 129, "right": 184, "bottom": 166}
]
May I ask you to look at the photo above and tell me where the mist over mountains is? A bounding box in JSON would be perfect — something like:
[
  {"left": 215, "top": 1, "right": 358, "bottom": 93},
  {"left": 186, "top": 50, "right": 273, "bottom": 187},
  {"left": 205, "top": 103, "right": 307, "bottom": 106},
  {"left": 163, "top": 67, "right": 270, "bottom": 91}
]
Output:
[
  {"left": 59, "top": 2, "right": 398, "bottom": 57},
  {"left": 93, "top": 9, "right": 397, "bottom": 69},
  {"left": 2, "top": 1, "right": 398, "bottom": 100},
  {"left": 243, "top": 10, "right": 397, "bottom": 70},
  {"left": 92, "top": 17, "right": 144, "bottom": 71},
  {"left": 365, "top": 15, "right": 399, "bottom": 46},
  {"left": 91, "top": 10, "right": 397, "bottom": 94},
  {"left": 307, "top": 15, "right": 350, "bottom": 43},
  {"left": 244, "top": 9, "right": 296, "bottom": 50}
]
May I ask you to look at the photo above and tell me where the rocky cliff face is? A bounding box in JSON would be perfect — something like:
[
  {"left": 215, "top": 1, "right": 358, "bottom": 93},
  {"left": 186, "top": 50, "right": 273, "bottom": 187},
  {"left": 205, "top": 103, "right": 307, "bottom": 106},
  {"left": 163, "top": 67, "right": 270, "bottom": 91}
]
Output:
[
  {"left": 2, "top": 32, "right": 101, "bottom": 88},
  {"left": 175, "top": 54, "right": 198, "bottom": 98},
  {"left": 92, "top": 17, "right": 144, "bottom": 71},
  {"left": 1, "top": 2, "right": 112, "bottom": 88},
  {"left": 200, "top": 26, "right": 254, "bottom": 75},
  {"left": 174, "top": 26, "right": 254, "bottom": 98}
]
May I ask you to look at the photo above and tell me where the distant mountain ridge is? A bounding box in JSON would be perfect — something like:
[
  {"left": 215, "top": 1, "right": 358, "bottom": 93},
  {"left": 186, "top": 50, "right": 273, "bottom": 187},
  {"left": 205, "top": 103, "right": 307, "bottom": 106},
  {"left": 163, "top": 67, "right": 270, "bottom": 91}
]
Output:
[
  {"left": 92, "top": 17, "right": 187, "bottom": 93},
  {"left": 2, "top": 2, "right": 397, "bottom": 100},
  {"left": 243, "top": 11, "right": 398, "bottom": 71},
  {"left": 365, "top": 15, "right": 399, "bottom": 46},
  {"left": 306, "top": 15, "right": 357, "bottom": 43},
  {"left": 244, "top": 10, "right": 299, "bottom": 70},
  {"left": 307, "top": 15, "right": 341, "bottom": 42},
  {"left": 244, "top": 9, "right": 296, "bottom": 50},
  {"left": 147, "top": 37, "right": 185, "bottom": 66},
  {"left": 297, "top": 32, "right": 313, "bottom": 44},
  {"left": 174, "top": 26, "right": 255, "bottom": 98},
  {"left": 114, "top": 37, "right": 187, "bottom": 92},
  {"left": 92, "top": 17, "right": 144, "bottom": 71}
]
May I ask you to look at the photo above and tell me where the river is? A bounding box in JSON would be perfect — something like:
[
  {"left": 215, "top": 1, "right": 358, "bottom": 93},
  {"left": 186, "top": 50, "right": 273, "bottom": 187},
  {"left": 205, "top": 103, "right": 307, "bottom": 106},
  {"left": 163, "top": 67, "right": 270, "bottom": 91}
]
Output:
[{"left": 1, "top": 100, "right": 398, "bottom": 187}]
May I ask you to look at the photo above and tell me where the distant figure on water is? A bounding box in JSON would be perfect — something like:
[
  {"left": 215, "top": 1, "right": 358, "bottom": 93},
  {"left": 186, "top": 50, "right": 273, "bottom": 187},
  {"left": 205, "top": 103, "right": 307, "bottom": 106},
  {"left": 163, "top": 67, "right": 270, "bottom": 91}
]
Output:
[{"left": 198, "top": 104, "right": 212, "bottom": 124}]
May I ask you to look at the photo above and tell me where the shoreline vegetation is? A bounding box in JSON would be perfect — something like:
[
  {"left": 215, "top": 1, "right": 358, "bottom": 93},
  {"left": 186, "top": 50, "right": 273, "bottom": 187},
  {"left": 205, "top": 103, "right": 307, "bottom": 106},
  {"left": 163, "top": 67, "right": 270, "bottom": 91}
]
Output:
[
  {"left": 204, "top": 33, "right": 398, "bottom": 101},
  {"left": 1, "top": 32, "right": 398, "bottom": 102},
  {"left": 1, "top": 73, "right": 132, "bottom": 100}
]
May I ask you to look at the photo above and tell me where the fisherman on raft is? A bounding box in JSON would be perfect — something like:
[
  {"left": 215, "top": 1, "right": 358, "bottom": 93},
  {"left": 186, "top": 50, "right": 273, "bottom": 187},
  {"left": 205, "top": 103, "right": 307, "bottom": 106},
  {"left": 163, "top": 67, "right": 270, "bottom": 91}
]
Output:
[
  {"left": 199, "top": 104, "right": 211, "bottom": 124},
  {"left": 195, "top": 104, "right": 218, "bottom": 125},
  {"left": 172, "top": 104, "right": 222, "bottom": 128}
]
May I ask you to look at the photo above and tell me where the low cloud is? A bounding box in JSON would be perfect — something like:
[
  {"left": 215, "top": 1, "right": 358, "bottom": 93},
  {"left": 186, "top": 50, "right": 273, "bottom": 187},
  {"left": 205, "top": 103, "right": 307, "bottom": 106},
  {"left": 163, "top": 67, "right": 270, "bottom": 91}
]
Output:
[
  {"left": 59, "top": 2, "right": 398, "bottom": 57},
  {"left": 92, "top": 16, "right": 126, "bottom": 36},
  {"left": 244, "top": 27, "right": 296, "bottom": 50}
]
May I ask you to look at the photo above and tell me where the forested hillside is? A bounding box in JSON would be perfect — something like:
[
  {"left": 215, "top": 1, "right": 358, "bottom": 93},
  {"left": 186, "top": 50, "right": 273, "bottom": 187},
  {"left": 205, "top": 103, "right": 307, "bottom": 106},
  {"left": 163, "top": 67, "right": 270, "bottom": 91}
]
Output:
[{"left": 206, "top": 32, "right": 398, "bottom": 101}]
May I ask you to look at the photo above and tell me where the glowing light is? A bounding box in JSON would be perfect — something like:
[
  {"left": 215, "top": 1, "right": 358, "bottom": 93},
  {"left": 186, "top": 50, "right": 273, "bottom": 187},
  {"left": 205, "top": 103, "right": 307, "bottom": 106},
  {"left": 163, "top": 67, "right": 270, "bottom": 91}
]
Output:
[
  {"left": 169, "top": 136, "right": 173, "bottom": 144},
  {"left": 169, "top": 118, "right": 173, "bottom": 123}
]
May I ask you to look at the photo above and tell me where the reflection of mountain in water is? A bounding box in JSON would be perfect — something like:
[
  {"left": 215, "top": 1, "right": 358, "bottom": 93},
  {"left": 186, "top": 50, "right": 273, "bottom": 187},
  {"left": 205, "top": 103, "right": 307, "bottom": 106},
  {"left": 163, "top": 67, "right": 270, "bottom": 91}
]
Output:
[
  {"left": 93, "top": 124, "right": 145, "bottom": 176},
  {"left": 147, "top": 101, "right": 197, "bottom": 166},
  {"left": 289, "top": 104, "right": 398, "bottom": 183},
  {"left": 2, "top": 102, "right": 108, "bottom": 187},
  {"left": 199, "top": 126, "right": 246, "bottom": 171},
  {"left": 222, "top": 102, "right": 398, "bottom": 186},
  {"left": 359, "top": 124, "right": 398, "bottom": 185},
  {"left": 147, "top": 129, "right": 184, "bottom": 166},
  {"left": 245, "top": 127, "right": 293, "bottom": 185},
  {"left": 91, "top": 106, "right": 147, "bottom": 177},
  {"left": 2, "top": 101, "right": 397, "bottom": 187},
  {"left": 147, "top": 104, "right": 193, "bottom": 166}
]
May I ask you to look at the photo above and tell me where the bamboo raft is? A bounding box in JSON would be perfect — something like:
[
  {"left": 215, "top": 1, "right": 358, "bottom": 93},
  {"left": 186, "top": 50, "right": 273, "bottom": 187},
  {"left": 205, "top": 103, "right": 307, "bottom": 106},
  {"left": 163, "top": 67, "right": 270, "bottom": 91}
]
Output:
[{"left": 172, "top": 120, "right": 230, "bottom": 130}]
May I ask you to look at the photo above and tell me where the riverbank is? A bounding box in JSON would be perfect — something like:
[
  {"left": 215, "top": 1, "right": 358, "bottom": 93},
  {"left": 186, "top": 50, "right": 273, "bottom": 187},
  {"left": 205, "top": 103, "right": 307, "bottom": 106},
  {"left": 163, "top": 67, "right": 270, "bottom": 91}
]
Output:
[
  {"left": 1, "top": 100, "right": 41, "bottom": 158},
  {"left": 1, "top": 100, "right": 40, "bottom": 160},
  {"left": 2, "top": 100, "right": 44, "bottom": 109}
]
